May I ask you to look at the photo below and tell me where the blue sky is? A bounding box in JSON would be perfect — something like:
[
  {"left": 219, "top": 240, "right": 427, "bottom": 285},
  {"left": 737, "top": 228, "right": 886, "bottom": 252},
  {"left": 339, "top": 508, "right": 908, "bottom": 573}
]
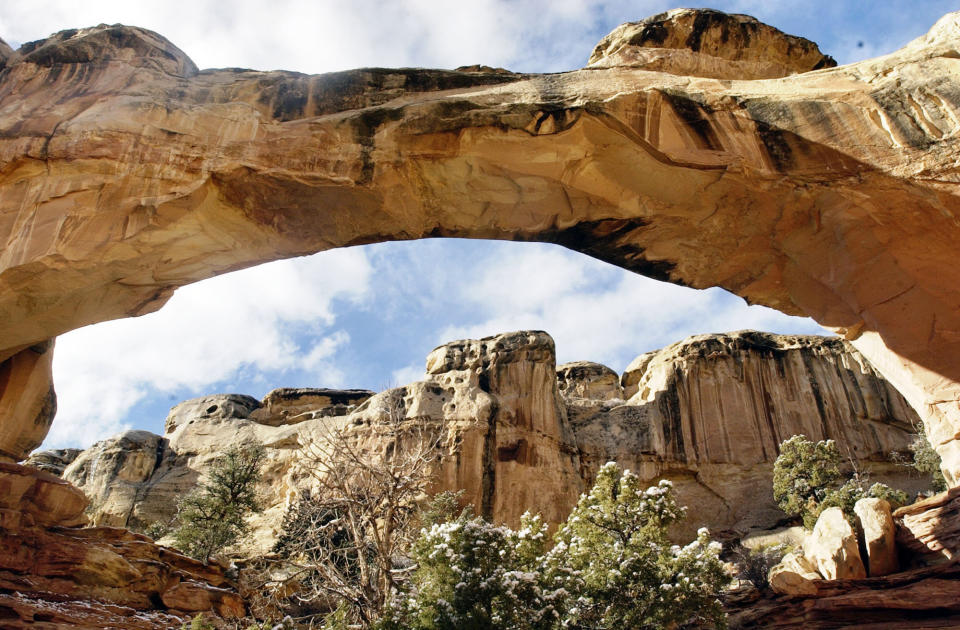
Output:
[{"left": 0, "top": 1, "right": 955, "bottom": 448}]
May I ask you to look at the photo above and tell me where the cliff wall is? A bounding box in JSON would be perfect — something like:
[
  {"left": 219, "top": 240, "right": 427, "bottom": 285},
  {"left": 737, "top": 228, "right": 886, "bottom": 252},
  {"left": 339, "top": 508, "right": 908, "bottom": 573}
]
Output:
[{"left": 49, "top": 330, "right": 929, "bottom": 550}]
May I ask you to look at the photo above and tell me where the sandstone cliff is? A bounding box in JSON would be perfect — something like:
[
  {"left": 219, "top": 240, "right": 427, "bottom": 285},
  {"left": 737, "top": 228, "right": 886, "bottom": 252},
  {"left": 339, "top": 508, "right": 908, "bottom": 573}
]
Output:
[
  {"left": 49, "top": 330, "right": 929, "bottom": 553},
  {"left": 1, "top": 10, "right": 960, "bottom": 487}
]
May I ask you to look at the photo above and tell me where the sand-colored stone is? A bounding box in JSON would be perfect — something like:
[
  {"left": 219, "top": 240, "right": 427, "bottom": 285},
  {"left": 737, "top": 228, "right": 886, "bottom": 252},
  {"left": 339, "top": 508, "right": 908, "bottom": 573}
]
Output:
[
  {"left": 804, "top": 507, "right": 867, "bottom": 580},
  {"left": 576, "top": 331, "right": 928, "bottom": 537},
  {"left": 769, "top": 552, "right": 821, "bottom": 596},
  {"left": 249, "top": 387, "right": 374, "bottom": 426},
  {"left": 65, "top": 330, "right": 927, "bottom": 550},
  {"left": 727, "top": 560, "right": 960, "bottom": 628},
  {"left": 556, "top": 361, "right": 624, "bottom": 401},
  {"left": 854, "top": 497, "right": 898, "bottom": 576},
  {"left": 0, "top": 461, "right": 86, "bottom": 529},
  {"left": 23, "top": 447, "right": 81, "bottom": 475},
  {"left": 0, "top": 12, "right": 959, "bottom": 482},
  {"left": 0, "top": 342, "right": 56, "bottom": 461},
  {"left": 587, "top": 8, "right": 835, "bottom": 78}
]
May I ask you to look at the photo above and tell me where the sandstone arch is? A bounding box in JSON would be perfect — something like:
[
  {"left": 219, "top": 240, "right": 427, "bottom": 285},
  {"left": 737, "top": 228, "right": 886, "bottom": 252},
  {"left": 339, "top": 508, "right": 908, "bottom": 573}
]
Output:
[{"left": 2, "top": 10, "right": 960, "bottom": 481}]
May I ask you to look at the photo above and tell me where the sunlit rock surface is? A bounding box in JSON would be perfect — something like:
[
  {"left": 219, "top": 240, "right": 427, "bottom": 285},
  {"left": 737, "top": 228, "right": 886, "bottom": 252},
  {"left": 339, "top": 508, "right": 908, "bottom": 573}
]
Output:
[
  {"left": 60, "top": 330, "right": 927, "bottom": 551},
  {"left": 0, "top": 11, "right": 960, "bottom": 482},
  {"left": 0, "top": 462, "right": 243, "bottom": 627}
]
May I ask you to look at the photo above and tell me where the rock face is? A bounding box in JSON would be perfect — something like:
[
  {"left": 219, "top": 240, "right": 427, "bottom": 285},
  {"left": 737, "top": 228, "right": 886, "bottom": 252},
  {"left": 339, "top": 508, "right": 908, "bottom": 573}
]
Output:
[
  {"left": 0, "top": 462, "right": 244, "bottom": 628},
  {"left": 0, "top": 11, "right": 960, "bottom": 484},
  {"left": 576, "top": 331, "right": 926, "bottom": 536},
  {"left": 587, "top": 8, "right": 836, "bottom": 78},
  {"left": 65, "top": 330, "right": 927, "bottom": 550},
  {"left": 894, "top": 486, "right": 960, "bottom": 565},
  {"left": 23, "top": 447, "right": 81, "bottom": 475},
  {"left": 249, "top": 388, "right": 375, "bottom": 426}
]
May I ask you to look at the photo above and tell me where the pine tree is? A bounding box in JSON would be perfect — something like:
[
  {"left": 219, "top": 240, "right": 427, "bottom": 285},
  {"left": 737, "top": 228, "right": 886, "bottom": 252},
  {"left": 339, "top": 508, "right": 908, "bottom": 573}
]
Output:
[{"left": 172, "top": 441, "right": 266, "bottom": 563}]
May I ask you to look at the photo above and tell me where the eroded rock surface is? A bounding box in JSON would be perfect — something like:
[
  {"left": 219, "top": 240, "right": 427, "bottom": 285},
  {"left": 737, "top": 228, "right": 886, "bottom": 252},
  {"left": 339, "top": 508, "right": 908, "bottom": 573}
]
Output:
[
  {"left": 895, "top": 486, "right": 960, "bottom": 565},
  {"left": 0, "top": 463, "right": 243, "bottom": 627},
  {"left": 587, "top": 8, "right": 836, "bottom": 78},
  {"left": 855, "top": 497, "right": 898, "bottom": 577},
  {"left": 1, "top": 11, "right": 960, "bottom": 482},
  {"left": 66, "top": 330, "right": 927, "bottom": 550},
  {"left": 23, "top": 447, "right": 81, "bottom": 475},
  {"left": 804, "top": 507, "right": 867, "bottom": 580}
]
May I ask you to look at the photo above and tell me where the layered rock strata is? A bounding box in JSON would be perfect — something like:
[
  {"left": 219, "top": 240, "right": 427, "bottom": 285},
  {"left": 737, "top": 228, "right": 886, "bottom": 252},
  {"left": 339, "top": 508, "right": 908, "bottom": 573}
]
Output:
[
  {"left": 727, "top": 560, "right": 960, "bottom": 629},
  {"left": 0, "top": 463, "right": 245, "bottom": 627},
  {"left": 59, "top": 330, "right": 928, "bottom": 550},
  {"left": 0, "top": 10, "right": 960, "bottom": 483}
]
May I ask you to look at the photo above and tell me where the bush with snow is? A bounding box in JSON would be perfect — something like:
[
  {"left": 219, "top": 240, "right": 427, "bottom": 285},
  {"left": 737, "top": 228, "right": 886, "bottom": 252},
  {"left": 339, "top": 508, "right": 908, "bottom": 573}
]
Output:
[{"left": 382, "top": 462, "right": 728, "bottom": 629}]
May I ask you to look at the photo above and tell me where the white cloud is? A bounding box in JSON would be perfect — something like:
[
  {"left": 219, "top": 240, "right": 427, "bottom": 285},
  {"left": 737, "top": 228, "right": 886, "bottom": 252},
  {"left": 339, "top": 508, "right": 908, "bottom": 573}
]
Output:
[
  {"left": 47, "top": 248, "right": 371, "bottom": 448},
  {"left": 0, "top": 0, "right": 677, "bottom": 74},
  {"left": 436, "top": 243, "right": 829, "bottom": 371}
]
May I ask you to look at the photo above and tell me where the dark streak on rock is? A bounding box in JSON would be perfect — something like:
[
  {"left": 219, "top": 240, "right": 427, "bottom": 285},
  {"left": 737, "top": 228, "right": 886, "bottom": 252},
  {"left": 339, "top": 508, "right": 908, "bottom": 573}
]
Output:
[
  {"left": 354, "top": 106, "right": 406, "bottom": 185},
  {"left": 661, "top": 91, "right": 722, "bottom": 150},
  {"left": 32, "top": 386, "right": 57, "bottom": 430},
  {"left": 533, "top": 218, "right": 680, "bottom": 284}
]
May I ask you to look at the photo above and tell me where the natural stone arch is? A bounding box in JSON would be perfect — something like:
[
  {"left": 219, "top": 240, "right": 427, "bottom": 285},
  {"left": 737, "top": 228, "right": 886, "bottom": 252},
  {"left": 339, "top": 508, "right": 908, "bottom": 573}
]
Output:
[{"left": 2, "top": 10, "right": 960, "bottom": 482}]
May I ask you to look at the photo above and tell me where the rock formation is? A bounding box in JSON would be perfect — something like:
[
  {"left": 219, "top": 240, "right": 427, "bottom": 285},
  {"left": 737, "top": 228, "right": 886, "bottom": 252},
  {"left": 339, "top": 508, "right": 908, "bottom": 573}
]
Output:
[
  {"left": 0, "top": 462, "right": 245, "bottom": 627},
  {"left": 728, "top": 559, "right": 960, "bottom": 628},
  {"left": 52, "top": 330, "right": 928, "bottom": 552},
  {"left": 1, "top": 10, "right": 960, "bottom": 486}
]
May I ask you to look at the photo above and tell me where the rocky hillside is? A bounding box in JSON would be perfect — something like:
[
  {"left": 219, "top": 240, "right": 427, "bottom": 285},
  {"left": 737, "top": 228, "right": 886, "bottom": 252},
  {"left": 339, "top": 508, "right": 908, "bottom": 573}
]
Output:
[{"left": 33, "top": 330, "right": 930, "bottom": 554}]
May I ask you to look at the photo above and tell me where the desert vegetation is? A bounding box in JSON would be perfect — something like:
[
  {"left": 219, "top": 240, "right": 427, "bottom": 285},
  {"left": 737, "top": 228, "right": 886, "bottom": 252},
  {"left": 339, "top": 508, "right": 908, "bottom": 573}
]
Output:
[
  {"left": 170, "top": 441, "right": 267, "bottom": 564},
  {"left": 209, "top": 421, "right": 733, "bottom": 628},
  {"left": 772, "top": 435, "right": 909, "bottom": 528}
]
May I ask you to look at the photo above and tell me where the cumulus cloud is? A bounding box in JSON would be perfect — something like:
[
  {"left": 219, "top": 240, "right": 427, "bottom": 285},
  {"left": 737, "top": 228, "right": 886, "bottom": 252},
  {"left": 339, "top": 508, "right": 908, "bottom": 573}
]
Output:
[
  {"left": 48, "top": 248, "right": 371, "bottom": 448},
  {"left": 435, "top": 243, "right": 829, "bottom": 371}
]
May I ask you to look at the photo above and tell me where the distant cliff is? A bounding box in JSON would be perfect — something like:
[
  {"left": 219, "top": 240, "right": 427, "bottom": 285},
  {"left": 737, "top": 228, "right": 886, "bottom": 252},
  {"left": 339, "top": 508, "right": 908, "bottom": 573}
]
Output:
[{"left": 34, "top": 330, "right": 929, "bottom": 553}]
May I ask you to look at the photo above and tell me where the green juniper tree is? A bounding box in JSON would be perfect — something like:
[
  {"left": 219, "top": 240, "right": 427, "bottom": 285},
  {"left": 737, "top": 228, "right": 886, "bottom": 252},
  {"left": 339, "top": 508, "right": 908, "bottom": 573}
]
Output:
[
  {"left": 383, "top": 463, "right": 729, "bottom": 630},
  {"left": 773, "top": 435, "right": 907, "bottom": 528},
  {"left": 172, "top": 441, "right": 266, "bottom": 563},
  {"left": 547, "top": 463, "right": 728, "bottom": 629}
]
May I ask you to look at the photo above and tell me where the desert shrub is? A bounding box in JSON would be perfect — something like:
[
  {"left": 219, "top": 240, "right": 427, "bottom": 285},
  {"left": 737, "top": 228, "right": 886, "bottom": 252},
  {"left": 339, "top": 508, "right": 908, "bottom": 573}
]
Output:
[
  {"left": 258, "top": 419, "right": 441, "bottom": 628},
  {"left": 171, "top": 441, "right": 266, "bottom": 563},
  {"left": 549, "top": 464, "right": 728, "bottom": 629},
  {"left": 909, "top": 425, "right": 948, "bottom": 492},
  {"left": 384, "top": 463, "right": 728, "bottom": 630},
  {"left": 381, "top": 512, "right": 558, "bottom": 630},
  {"left": 773, "top": 435, "right": 843, "bottom": 527},
  {"left": 417, "top": 489, "right": 468, "bottom": 528},
  {"left": 774, "top": 435, "right": 910, "bottom": 528},
  {"left": 731, "top": 543, "right": 789, "bottom": 591}
]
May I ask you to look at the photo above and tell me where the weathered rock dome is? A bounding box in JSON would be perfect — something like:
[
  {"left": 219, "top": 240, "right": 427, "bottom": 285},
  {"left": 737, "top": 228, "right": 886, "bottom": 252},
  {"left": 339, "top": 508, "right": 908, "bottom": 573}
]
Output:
[{"left": 587, "top": 8, "right": 836, "bottom": 78}]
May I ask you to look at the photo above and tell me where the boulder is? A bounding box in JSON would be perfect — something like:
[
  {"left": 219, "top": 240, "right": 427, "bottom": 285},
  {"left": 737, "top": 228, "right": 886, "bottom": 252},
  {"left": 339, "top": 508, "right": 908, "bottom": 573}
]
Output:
[
  {"left": 854, "top": 497, "right": 898, "bottom": 576},
  {"left": 556, "top": 361, "right": 623, "bottom": 401},
  {"left": 804, "top": 507, "right": 867, "bottom": 580},
  {"left": 164, "top": 394, "right": 261, "bottom": 433},
  {"left": 0, "top": 461, "right": 86, "bottom": 529},
  {"left": 62, "top": 430, "right": 165, "bottom": 527},
  {"left": 23, "top": 448, "right": 82, "bottom": 475},
  {"left": 769, "top": 552, "right": 821, "bottom": 596}
]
